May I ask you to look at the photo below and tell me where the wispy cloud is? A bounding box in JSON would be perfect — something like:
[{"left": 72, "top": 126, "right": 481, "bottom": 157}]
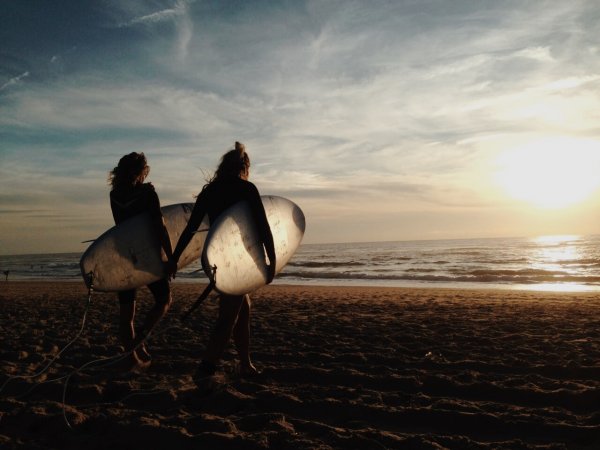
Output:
[
  {"left": 0, "top": 71, "right": 29, "bottom": 91},
  {"left": 116, "top": 1, "right": 189, "bottom": 28}
]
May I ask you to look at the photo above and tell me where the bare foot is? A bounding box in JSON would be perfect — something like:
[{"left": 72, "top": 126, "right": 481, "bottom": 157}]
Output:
[
  {"left": 132, "top": 330, "right": 152, "bottom": 362},
  {"left": 136, "top": 342, "right": 152, "bottom": 362},
  {"left": 239, "top": 362, "right": 261, "bottom": 378},
  {"left": 114, "top": 353, "right": 151, "bottom": 372},
  {"left": 131, "top": 358, "right": 151, "bottom": 372}
]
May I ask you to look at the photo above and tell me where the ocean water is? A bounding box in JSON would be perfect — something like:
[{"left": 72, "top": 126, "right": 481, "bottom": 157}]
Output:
[
  {"left": 284, "top": 235, "right": 600, "bottom": 292},
  {"left": 1, "top": 235, "right": 599, "bottom": 292}
]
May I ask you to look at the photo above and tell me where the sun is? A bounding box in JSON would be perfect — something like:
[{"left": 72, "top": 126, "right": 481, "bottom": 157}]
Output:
[{"left": 495, "top": 137, "right": 600, "bottom": 209}]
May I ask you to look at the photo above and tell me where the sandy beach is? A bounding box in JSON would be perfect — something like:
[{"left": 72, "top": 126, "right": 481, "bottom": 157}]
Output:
[{"left": 1, "top": 281, "right": 599, "bottom": 449}]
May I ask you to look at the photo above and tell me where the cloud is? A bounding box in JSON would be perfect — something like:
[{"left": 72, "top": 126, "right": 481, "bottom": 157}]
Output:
[
  {"left": 123, "top": 8, "right": 181, "bottom": 27},
  {"left": 0, "top": 71, "right": 29, "bottom": 91},
  {"left": 538, "top": 75, "right": 600, "bottom": 92},
  {"left": 512, "top": 46, "right": 554, "bottom": 62},
  {"left": 115, "top": 0, "right": 191, "bottom": 28}
]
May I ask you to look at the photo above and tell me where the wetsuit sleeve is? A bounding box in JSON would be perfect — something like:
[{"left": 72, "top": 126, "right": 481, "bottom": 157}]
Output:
[
  {"left": 145, "top": 186, "right": 162, "bottom": 219},
  {"left": 109, "top": 192, "right": 119, "bottom": 224},
  {"left": 172, "top": 189, "right": 208, "bottom": 263},
  {"left": 145, "top": 184, "right": 173, "bottom": 260},
  {"left": 246, "top": 183, "right": 276, "bottom": 266}
]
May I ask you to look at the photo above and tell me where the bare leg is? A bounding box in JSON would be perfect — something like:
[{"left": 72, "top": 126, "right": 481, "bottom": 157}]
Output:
[
  {"left": 202, "top": 295, "right": 244, "bottom": 365},
  {"left": 118, "top": 301, "right": 145, "bottom": 368},
  {"left": 233, "top": 295, "right": 257, "bottom": 374},
  {"left": 140, "top": 292, "right": 172, "bottom": 336},
  {"left": 134, "top": 292, "right": 171, "bottom": 361},
  {"left": 119, "top": 301, "right": 136, "bottom": 352}
]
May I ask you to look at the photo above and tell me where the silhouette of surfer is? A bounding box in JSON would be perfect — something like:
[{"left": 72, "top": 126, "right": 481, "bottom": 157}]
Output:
[
  {"left": 109, "top": 152, "right": 174, "bottom": 370},
  {"left": 3, "top": 270, "right": 9, "bottom": 281},
  {"left": 168, "top": 141, "right": 276, "bottom": 383}
]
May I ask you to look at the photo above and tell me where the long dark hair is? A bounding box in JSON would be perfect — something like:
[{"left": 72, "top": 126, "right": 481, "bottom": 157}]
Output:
[
  {"left": 108, "top": 152, "right": 149, "bottom": 190},
  {"left": 208, "top": 141, "right": 250, "bottom": 184}
]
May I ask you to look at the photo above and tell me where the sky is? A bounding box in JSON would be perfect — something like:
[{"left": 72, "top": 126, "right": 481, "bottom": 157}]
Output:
[{"left": 1, "top": 0, "right": 600, "bottom": 255}]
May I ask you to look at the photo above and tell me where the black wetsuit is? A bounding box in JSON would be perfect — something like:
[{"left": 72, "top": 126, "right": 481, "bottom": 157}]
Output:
[
  {"left": 110, "top": 183, "right": 161, "bottom": 225},
  {"left": 191, "top": 178, "right": 271, "bottom": 234},
  {"left": 183, "top": 176, "right": 275, "bottom": 283},
  {"left": 110, "top": 183, "right": 169, "bottom": 303}
]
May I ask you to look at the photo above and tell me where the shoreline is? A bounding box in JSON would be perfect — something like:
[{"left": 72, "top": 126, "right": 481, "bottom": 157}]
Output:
[
  {"left": 3, "top": 277, "right": 600, "bottom": 294},
  {"left": 1, "top": 281, "right": 599, "bottom": 449},
  {"left": 4, "top": 235, "right": 600, "bottom": 295}
]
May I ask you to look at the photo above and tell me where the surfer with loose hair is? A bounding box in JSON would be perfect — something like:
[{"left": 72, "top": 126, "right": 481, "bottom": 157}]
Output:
[
  {"left": 169, "top": 141, "right": 276, "bottom": 382},
  {"left": 109, "top": 152, "right": 174, "bottom": 370}
]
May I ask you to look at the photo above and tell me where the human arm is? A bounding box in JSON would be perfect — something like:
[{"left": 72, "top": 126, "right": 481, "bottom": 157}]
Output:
[
  {"left": 156, "top": 215, "right": 174, "bottom": 261},
  {"left": 168, "top": 191, "right": 207, "bottom": 278},
  {"left": 146, "top": 185, "right": 174, "bottom": 262},
  {"left": 246, "top": 185, "right": 276, "bottom": 283}
]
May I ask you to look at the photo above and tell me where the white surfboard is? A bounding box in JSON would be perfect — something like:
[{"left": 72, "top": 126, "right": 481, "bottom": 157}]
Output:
[
  {"left": 202, "top": 196, "right": 305, "bottom": 295},
  {"left": 80, "top": 203, "right": 208, "bottom": 292}
]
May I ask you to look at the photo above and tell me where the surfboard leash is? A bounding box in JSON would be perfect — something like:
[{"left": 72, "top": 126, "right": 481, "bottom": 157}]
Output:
[
  {"left": 61, "top": 270, "right": 233, "bottom": 429},
  {"left": 181, "top": 264, "right": 217, "bottom": 321},
  {"left": 7, "top": 266, "right": 216, "bottom": 428},
  {"left": 0, "top": 272, "right": 95, "bottom": 396},
  {"left": 61, "top": 312, "right": 192, "bottom": 428},
  {"left": 181, "top": 281, "right": 214, "bottom": 321}
]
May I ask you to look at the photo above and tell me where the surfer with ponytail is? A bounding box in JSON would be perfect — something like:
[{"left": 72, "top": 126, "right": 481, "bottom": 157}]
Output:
[
  {"left": 208, "top": 141, "right": 251, "bottom": 183},
  {"left": 169, "top": 141, "right": 275, "bottom": 382}
]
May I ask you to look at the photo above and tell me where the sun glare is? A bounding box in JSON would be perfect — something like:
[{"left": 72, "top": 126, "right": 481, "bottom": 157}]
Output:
[{"left": 495, "top": 137, "right": 600, "bottom": 208}]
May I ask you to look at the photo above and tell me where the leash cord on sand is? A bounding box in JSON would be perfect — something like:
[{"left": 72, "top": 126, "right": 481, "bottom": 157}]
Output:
[
  {"left": 61, "top": 313, "right": 196, "bottom": 429},
  {"left": 2, "top": 275, "right": 208, "bottom": 429},
  {"left": 0, "top": 283, "right": 94, "bottom": 396},
  {"left": 62, "top": 352, "right": 130, "bottom": 428}
]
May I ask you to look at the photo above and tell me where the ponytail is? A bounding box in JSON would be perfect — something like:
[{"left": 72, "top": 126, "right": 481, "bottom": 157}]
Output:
[{"left": 209, "top": 141, "right": 250, "bottom": 183}]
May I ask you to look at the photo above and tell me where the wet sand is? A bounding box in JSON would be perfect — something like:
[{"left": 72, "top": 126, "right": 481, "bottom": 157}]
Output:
[{"left": 1, "top": 281, "right": 600, "bottom": 449}]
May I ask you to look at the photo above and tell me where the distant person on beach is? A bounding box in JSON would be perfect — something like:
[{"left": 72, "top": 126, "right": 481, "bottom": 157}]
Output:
[
  {"left": 3, "top": 270, "right": 8, "bottom": 281},
  {"left": 109, "top": 152, "right": 174, "bottom": 370},
  {"left": 168, "top": 141, "right": 276, "bottom": 383}
]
